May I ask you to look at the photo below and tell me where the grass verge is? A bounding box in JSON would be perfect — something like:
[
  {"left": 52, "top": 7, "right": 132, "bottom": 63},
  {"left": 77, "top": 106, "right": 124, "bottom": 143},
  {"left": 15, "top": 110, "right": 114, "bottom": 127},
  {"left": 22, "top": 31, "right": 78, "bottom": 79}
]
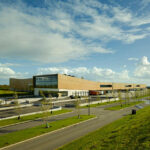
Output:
[
  {"left": 105, "top": 101, "right": 143, "bottom": 110},
  {"left": 81, "top": 100, "right": 122, "bottom": 108},
  {"left": 0, "top": 90, "right": 28, "bottom": 95},
  {"left": 0, "top": 115, "right": 95, "bottom": 148},
  {"left": 0, "top": 109, "right": 72, "bottom": 127},
  {"left": 59, "top": 105, "right": 150, "bottom": 150}
]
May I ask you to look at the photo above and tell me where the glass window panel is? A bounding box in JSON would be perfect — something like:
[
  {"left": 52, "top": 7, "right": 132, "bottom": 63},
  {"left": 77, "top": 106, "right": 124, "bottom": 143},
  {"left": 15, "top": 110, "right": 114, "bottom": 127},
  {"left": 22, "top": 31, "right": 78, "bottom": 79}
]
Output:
[
  {"left": 35, "top": 75, "right": 58, "bottom": 88},
  {"left": 100, "top": 85, "right": 112, "bottom": 88}
]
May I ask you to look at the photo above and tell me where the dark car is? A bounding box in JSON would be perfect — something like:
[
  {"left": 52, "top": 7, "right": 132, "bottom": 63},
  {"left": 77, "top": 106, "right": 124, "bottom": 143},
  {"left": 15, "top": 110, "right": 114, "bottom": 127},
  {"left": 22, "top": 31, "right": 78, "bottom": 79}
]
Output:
[{"left": 70, "top": 95, "right": 75, "bottom": 99}]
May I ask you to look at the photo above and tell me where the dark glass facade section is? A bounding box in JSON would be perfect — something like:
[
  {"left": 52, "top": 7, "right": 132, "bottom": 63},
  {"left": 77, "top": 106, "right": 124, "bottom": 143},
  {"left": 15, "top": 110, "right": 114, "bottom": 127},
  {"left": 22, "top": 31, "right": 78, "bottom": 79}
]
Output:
[
  {"left": 34, "top": 75, "right": 58, "bottom": 88},
  {"left": 125, "top": 85, "right": 132, "bottom": 87},
  {"left": 100, "top": 85, "right": 112, "bottom": 88}
]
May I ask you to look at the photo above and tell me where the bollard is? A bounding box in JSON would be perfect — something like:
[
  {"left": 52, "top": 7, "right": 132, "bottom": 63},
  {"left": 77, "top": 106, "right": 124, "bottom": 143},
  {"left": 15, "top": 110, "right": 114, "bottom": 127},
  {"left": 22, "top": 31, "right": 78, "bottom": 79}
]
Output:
[{"left": 132, "top": 109, "right": 136, "bottom": 115}]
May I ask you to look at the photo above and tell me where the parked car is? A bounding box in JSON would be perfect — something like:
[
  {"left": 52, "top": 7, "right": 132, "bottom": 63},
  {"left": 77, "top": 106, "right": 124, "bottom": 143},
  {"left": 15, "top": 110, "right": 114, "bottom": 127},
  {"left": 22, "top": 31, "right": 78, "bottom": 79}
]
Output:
[{"left": 70, "top": 95, "right": 75, "bottom": 99}]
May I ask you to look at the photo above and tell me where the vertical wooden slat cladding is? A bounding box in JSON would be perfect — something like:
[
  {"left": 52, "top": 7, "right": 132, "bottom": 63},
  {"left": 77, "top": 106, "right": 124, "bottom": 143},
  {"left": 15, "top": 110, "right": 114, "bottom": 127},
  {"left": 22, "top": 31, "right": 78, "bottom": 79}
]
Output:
[{"left": 9, "top": 78, "right": 33, "bottom": 92}]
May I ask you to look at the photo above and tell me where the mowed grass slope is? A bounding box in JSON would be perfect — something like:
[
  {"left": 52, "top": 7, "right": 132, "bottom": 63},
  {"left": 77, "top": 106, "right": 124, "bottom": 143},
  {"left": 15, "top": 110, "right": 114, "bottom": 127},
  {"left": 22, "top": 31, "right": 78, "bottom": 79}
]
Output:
[
  {"left": 81, "top": 100, "right": 121, "bottom": 108},
  {"left": 59, "top": 105, "right": 150, "bottom": 150},
  {"left": 105, "top": 101, "right": 143, "bottom": 110},
  {"left": 0, "top": 90, "right": 28, "bottom": 95}
]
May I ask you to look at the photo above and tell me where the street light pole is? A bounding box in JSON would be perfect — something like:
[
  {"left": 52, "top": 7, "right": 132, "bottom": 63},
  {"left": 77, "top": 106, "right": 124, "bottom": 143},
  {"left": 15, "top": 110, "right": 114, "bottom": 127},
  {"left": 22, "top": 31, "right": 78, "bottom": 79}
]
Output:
[{"left": 88, "top": 96, "right": 90, "bottom": 116}]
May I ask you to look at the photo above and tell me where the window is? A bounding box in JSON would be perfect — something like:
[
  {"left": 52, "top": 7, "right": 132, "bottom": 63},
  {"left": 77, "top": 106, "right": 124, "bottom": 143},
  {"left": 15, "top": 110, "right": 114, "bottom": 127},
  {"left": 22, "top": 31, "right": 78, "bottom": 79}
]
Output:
[
  {"left": 35, "top": 75, "right": 58, "bottom": 88},
  {"left": 125, "top": 85, "right": 132, "bottom": 87},
  {"left": 136, "top": 85, "right": 140, "bottom": 87},
  {"left": 100, "top": 85, "right": 112, "bottom": 88}
]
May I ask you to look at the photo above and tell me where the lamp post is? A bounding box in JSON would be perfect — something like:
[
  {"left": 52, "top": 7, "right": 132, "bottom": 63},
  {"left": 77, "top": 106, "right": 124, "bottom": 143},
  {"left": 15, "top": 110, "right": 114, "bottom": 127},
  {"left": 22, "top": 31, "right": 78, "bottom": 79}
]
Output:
[{"left": 88, "top": 96, "right": 91, "bottom": 116}]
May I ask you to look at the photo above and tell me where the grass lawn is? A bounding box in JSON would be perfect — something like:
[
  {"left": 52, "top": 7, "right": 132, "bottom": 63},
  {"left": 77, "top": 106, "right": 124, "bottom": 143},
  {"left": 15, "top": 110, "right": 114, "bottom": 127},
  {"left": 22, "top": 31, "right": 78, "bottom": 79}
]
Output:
[
  {"left": 0, "top": 109, "right": 72, "bottom": 127},
  {"left": 105, "top": 101, "right": 143, "bottom": 110},
  {"left": 0, "top": 90, "right": 28, "bottom": 95},
  {"left": 134, "top": 95, "right": 150, "bottom": 100},
  {"left": 81, "top": 100, "right": 122, "bottom": 108},
  {"left": 0, "top": 115, "right": 95, "bottom": 148},
  {"left": 59, "top": 105, "right": 150, "bottom": 150}
]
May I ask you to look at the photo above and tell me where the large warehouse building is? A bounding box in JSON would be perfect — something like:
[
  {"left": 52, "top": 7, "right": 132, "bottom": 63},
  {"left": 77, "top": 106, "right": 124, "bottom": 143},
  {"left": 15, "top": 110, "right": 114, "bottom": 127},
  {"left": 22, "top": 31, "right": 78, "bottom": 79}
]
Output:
[{"left": 33, "top": 74, "right": 146, "bottom": 96}]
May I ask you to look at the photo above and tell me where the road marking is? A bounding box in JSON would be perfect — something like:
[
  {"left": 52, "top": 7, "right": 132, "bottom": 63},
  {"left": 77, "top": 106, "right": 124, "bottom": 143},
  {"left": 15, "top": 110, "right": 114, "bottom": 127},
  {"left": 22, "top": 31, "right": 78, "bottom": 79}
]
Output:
[{"left": 0, "top": 116, "right": 97, "bottom": 150}]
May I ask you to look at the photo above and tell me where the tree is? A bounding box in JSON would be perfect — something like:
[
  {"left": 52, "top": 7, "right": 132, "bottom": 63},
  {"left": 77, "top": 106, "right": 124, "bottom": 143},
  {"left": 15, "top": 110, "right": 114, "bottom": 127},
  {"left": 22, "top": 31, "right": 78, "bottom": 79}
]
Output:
[
  {"left": 118, "top": 90, "right": 123, "bottom": 107},
  {"left": 130, "top": 91, "right": 135, "bottom": 101},
  {"left": 112, "top": 90, "right": 116, "bottom": 102},
  {"left": 125, "top": 90, "right": 130, "bottom": 105},
  {"left": 48, "top": 93, "right": 53, "bottom": 114},
  {"left": 135, "top": 89, "right": 140, "bottom": 102},
  {"left": 148, "top": 89, "right": 150, "bottom": 99},
  {"left": 87, "top": 96, "right": 91, "bottom": 116},
  {"left": 14, "top": 92, "right": 21, "bottom": 120},
  {"left": 40, "top": 91, "right": 52, "bottom": 128},
  {"left": 46, "top": 93, "right": 53, "bottom": 128},
  {"left": 0, "top": 100, "right": 2, "bottom": 106},
  {"left": 96, "top": 94, "right": 100, "bottom": 102},
  {"left": 75, "top": 93, "right": 80, "bottom": 119},
  {"left": 106, "top": 92, "right": 110, "bottom": 103}
]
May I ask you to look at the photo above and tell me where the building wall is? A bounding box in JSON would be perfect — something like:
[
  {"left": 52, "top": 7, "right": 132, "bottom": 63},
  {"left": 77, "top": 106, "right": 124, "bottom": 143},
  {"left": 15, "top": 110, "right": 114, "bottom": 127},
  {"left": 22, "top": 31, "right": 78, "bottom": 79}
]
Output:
[
  {"left": 9, "top": 78, "right": 33, "bottom": 92},
  {"left": 33, "top": 74, "right": 146, "bottom": 96},
  {"left": 58, "top": 74, "right": 146, "bottom": 91},
  {"left": 58, "top": 74, "right": 102, "bottom": 90}
]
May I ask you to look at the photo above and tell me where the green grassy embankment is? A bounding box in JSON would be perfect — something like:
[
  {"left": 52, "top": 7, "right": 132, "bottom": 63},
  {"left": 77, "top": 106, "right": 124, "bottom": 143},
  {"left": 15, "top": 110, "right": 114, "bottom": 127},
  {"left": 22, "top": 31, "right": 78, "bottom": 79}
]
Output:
[
  {"left": 0, "top": 115, "right": 95, "bottom": 148},
  {"left": 59, "top": 105, "right": 150, "bottom": 150},
  {"left": 0, "top": 109, "right": 72, "bottom": 127},
  {"left": 0, "top": 90, "right": 32, "bottom": 97},
  {"left": 105, "top": 101, "right": 143, "bottom": 110},
  {"left": 0, "top": 90, "right": 29, "bottom": 94},
  {"left": 81, "top": 100, "right": 122, "bottom": 108}
]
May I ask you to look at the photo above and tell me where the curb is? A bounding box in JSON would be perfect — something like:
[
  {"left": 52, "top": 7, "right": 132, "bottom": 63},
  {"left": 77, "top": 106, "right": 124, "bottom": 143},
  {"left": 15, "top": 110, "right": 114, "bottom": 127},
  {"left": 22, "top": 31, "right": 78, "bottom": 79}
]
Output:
[
  {"left": 0, "top": 107, "right": 62, "bottom": 121},
  {"left": 0, "top": 116, "right": 97, "bottom": 150},
  {"left": 0, "top": 111, "right": 73, "bottom": 129}
]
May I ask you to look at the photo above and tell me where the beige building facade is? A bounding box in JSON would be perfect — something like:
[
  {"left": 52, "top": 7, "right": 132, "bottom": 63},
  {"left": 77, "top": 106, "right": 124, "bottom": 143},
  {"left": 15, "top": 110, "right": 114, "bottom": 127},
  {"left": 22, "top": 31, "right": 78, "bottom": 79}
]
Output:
[{"left": 33, "top": 74, "right": 146, "bottom": 96}]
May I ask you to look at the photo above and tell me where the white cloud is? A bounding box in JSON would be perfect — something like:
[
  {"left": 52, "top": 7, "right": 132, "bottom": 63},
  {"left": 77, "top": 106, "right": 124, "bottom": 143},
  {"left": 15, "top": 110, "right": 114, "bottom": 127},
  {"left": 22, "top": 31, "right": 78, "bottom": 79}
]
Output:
[
  {"left": 0, "top": 63, "right": 21, "bottom": 67},
  {"left": 0, "top": 1, "right": 150, "bottom": 63},
  {"left": 38, "top": 66, "right": 130, "bottom": 83},
  {"left": 0, "top": 62, "right": 29, "bottom": 84},
  {"left": 112, "top": 7, "right": 132, "bottom": 23},
  {"left": 0, "top": 2, "right": 113, "bottom": 63},
  {"left": 0, "top": 67, "right": 15, "bottom": 79},
  {"left": 141, "top": 0, "right": 150, "bottom": 8},
  {"left": 128, "top": 57, "right": 139, "bottom": 61},
  {"left": 38, "top": 56, "right": 150, "bottom": 85},
  {"left": 134, "top": 56, "right": 150, "bottom": 79},
  {"left": 111, "top": 4, "right": 150, "bottom": 27},
  {"left": 123, "top": 34, "right": 147, "bottom": 44}
]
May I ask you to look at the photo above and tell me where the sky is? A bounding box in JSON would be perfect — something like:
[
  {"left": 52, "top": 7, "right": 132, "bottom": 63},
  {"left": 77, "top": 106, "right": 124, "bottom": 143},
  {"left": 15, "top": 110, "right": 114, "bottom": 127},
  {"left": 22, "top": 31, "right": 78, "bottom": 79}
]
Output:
[{"left": 0, "top": 0, "right": 150, "bottom": 85}]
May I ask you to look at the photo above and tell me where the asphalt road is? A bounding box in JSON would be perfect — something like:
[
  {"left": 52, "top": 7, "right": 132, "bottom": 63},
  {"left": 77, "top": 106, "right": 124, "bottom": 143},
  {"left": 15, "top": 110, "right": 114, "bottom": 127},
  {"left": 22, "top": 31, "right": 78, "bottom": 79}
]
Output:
[
  {"left": 0, "top": 99, "right": 126, "bottom": 118},
  {"left": 0, "top": 102, "right": 130, "bottom": 135},
  {"left": 1, "top": 103, "right": 148, "bottom": 150},
  {"left": 0, "top": 106, "right": 42, "bottom": 118}
]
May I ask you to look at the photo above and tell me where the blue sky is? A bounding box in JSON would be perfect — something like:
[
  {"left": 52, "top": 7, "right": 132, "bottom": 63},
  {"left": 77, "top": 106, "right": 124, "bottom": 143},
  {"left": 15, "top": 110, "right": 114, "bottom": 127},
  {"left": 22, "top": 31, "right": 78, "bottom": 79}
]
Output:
[{"left": 0, "top": 0, "right": 150, "bottom": 85}]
